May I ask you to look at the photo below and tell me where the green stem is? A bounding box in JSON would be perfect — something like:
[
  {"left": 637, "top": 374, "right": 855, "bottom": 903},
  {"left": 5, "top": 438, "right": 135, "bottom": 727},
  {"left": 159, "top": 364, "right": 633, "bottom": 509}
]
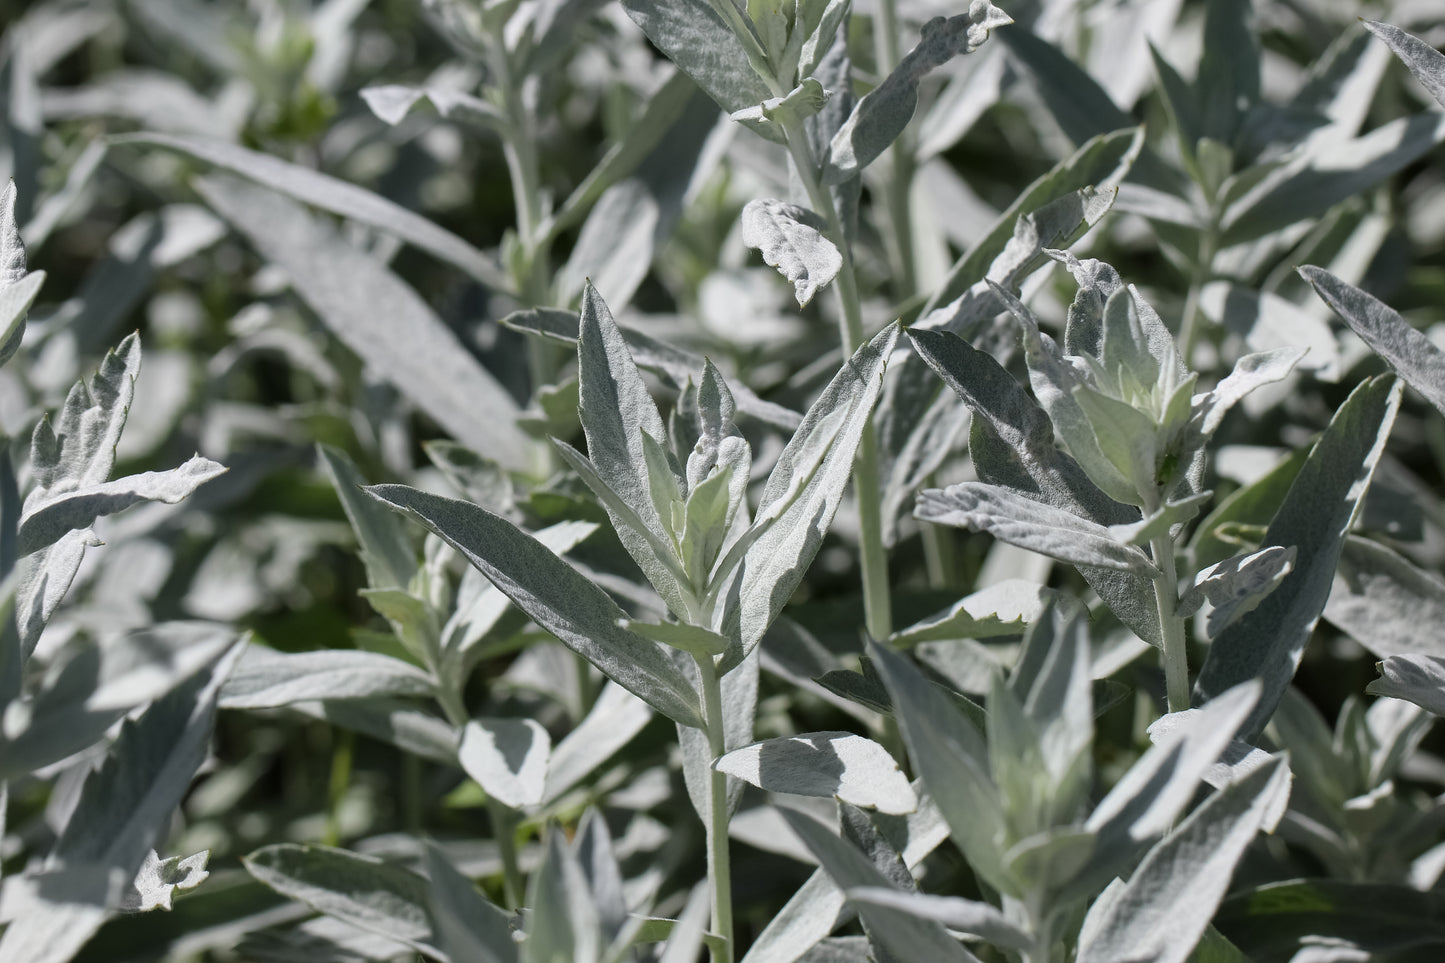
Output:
[
  {"left": 324, "top": 729, "right": 354, "bottom": 847},
  {"left": 695, "top": 655, "right": 735, "bottom": 963},
  {"left": 873, "top": 0, "right": 918, "bottom": 301},
  {"left": 780, "top": 120, "right": 893, "bottom": 642},
  {"left": 1177, "top": 227, "right": 1216, "bottom": 368},
  {"left": 1148, "top": 525, "right": 1190, "bottom": 714}
]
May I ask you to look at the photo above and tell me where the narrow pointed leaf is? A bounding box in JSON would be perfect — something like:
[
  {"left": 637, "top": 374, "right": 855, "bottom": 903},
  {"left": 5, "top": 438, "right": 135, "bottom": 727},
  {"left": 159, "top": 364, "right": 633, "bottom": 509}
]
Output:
[
  {"left": 318, "top": 444, "right": 416, "bottom": 590},
  {"left": 617, "top": 0, "right": 772, "bottom": 116},
  {"left": 916, "top": 483, "right": 1159, "bottom": 575},
  {"left": 1367, "top": 654, "right": 1445, "bottom": 717},
  {"left": 1363, "top": 21, "right": 1445, "bottom": 110},
  {"left": 423, "top": 844, "right": 519, "bottom": 963},
  {"left": 120, "top": 133, "right": 509, "bottom": 288},
  {"left": 366, "top": 484, "right": 703, "bottom": 729},
  {"left": 194, "top": 174, "right": 534, "bottom": 472},
  {"left": 219, "top": 646, "right": 434, "bottom": 709},
  {"left": 1301, "top": 264, "right": 1445, "bottom": 417},
  {"left": 1195, "top": 376, "right": 1402, "bottom": 739}
]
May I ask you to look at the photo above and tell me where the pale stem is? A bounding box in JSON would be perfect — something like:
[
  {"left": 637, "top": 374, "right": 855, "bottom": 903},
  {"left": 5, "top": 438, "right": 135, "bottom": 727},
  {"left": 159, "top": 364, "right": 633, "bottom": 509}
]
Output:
[
  {"left": 695, "top": 655, "right": 735, "bottom": 963},
  {"left": 1177, "top": 225, "right": 1217, "bottom": 368},
  {"left": 780, "top": 119, "right": 893, "bottom": 641},
  {"left": 1146, "top": 521, "right": 1191, "bottom": 713}
]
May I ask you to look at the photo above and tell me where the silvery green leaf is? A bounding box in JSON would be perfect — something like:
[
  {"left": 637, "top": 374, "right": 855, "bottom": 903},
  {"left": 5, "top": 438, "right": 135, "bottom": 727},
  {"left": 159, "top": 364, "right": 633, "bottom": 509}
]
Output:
[
  {"left": 244, "top": 845, "right": 441, "bottom": 959},
  {"left": 27, "top": 332, "right": 140, "bottom": 498},
  {"left": 724, "top": 323, "right": 900, "bottom": 665},
  {"left": 360, "top": 84, "right": 506, "bottom": 130},
  {"left": 459, "top": 718, "right": 551, "bottom": 809},
  {"left": 1196, "top": 0, "right": 1259, "bottom": 145},
  {"left": 303, "top": 698, "right": 459, "bottom": 766},
  {"left": 842, "top": 888, "right": 1029, "bottom": 950},
  {"left": 1106, "top": 491, "right": 1213, "bottom": 548},
  {"left": 423, "top": 844, "right": 519, "bottom": 963},
  {"left": 1075, "top": 756, "right": 1290, "bottom": 963},
  {"left": 1196, "top": 376, "right": 1402, "bottom": 740},
  {"left": 824, "top": 3, "right": 1011, "bottom": 184},
  {"left": 905, "top": 327, "right": 1160, "bottom": 646},
  {"left": 499, "top": 305, "right": 801, "bottom": 432},
  {"left": 527, "top": 827, "right": 601, "bottom": 963},
  {"left": 117, "top": 850, "right": 209, "bottom": 912},
  {"left": 557, "top": 179, "right": 661, "bottom": 311},
  {"left": 988, "top": 281, "right": 1136, "bottom": 505},
  {"left": 916, "top": 483, "right": 1159, "bottom": 576},
  {"left": 731, "top": 78, "right": 829, "bottom": 140},
  {"left": 1078, "top": 681, "right": 1261, "bottom": 897},
  {"left": 715, "top": 732, "right": 916, "bottom": 815},
  {"left": 219, "top": 646, "right": 435, "bottom": 708},
  {"left": 121, "top": 133, "right": 509, "bottom": 289},
  {"left": 1301, "top": 265, "right": 1445, "bottom": 416},
  {"left": 618, "top": 0, "right": 772, "bottom": 118},
  {"left": 657, "top": 884, "right": 711, "bottom": 963},
  {"left": 1363, "top": 21, "right": 1445, "bottom": 110},
  {"left": 1220, "top": 112, "right": 1445, "bottom": 245},
  {"left": 1214, "top": 880, "right": 1445, "bottom": 960},
  {"left": 366, "top": 484, "right": 704, "bottom": 729},
  {"left": 0, "top": 644, "right": 238, "bottom": 962},
  {"left": 867, "top": 639, "right": 1009, "bottom": 894},
  {"left": 779, "top": 808, "right": 983, "bottom": 963},
  {"left": 1190, "top": 348, "right": 1307, "bottom": 440},
  {"left": 0, "top": 270, "right": 41, "bottom": 371},
  {"left": 890, "top": 579, "right": 1069, "bottom": 647},
  {"left": 17, "top": 455, "right": 225, "bottom": 556},
  {"left": 624, "top": 619, "right": 732, "bottom": 658},
  {"left": 573, "top": 810, "right": 629, "bottom": 949},
  {"left": 1198, "top": 283, "right": 1338, "bottom": 379},
  {"left": 194, "top": 174, "right": 535, "bottom": 473},
  {"left": 1327, "top": 536, "right": 1445, "bottom": 659},
  {"left": 1147, "top": 712, "right": 1279, "bottom": 815},
  {"left": 0, "top": 181, "right": 25, "bottom": 286},
  {"left": 1367, "top": 654, "right": 1445, "bottom": 717},
  {"left": 740, "top": 199, "right": 841, "bottom": 307},
  {"left": 1177, "top": 546, "right": 1295, "bottom": 638},
  {"left": 317, "top": 445, "right": 415, "bottom": 590},
  {"left": 0, "top": 622, "right": 239, "bottom": 778},
  {"left": 15, "top": 529, "right": 99, "bottom": 656}
]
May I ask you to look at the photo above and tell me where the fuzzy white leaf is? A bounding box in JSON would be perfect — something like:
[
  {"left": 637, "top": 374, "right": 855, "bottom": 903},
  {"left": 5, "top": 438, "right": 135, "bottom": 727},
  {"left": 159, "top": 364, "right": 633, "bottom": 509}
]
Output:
[
  {"left": 716, "top": 732, "right": 916, "bottom": 815},
  {"left": 459, "top": 717, "right": 551, "bottom": 809},
  {"left": 118, "top": 850, "right": 209, "bottom": 912},
  {"left": 219, "top": 646, "right": 435, "bottom": 709},
  {"left": 740, "top": 199, "right": 841, "bottom": 307}
]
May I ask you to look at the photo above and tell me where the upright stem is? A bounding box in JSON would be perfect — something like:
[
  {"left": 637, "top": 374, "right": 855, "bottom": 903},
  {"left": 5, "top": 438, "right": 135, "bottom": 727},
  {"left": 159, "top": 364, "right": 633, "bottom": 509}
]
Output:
[
  {"left": 1177, "top": 226, "right": 1216, "bottom": 368},
  {"left": 781, "top": 121, "right": 893, "bottom": 642},
  {"left": 696, "top": 655, "right": 735, "bottom": 963},
  {"left": 1147, "top": 524, "right": 1190, "bottom": 714},
  {"left": 873, "top": 0, "right": 918, "bottom": 301}
]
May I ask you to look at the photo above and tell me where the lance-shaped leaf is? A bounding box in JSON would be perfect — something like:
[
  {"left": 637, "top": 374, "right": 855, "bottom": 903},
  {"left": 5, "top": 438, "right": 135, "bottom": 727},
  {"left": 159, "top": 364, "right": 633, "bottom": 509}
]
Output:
[
  {"left": 120, "top": 133, "right": 509, "bottom": 289},
  {"left": 243, "top": 845, "right": 440, "bottom": 960},
  {"left": 0, "top": 642, "right": 240, "bottom": 963},
  {"left": 219, "top": 646, "right": 434, "bottom": 709},
  {"left": 916, "top": 483, "right": 1159, "bottom": 576},
  {"left": 843, "top": 889, "right": 1031, "bottom": 950},
  {"left": 423, "top": 844, "right": 518, "bottom": 963},
  {"left": 360, "top": 84, "right": 505, "bottom": 130},
  {"left": 617, "top": 0, "right": 772, "bottom": 118},
  {"left": 723, "top": 322, "right": 901, "bottom": 665},
  {"left": 867, "top": 639, "right": 1010, "bottom": 894},
  {"left": 1075, "top": 755, "right": 1291, "bottom": 963},
  {"left": 318, "top": 445, "right": 415, "bottom": 590},
  {"left": 18, "top": 455, "right": 225, "bottom": 556},
  {"left": 1362, "top": 21, "right": 1445, "bottom": 110},
  {"left": 1301, "top": 265, "right": 1445, "bottom": 417},
  {"left": 1220, "top": 112, "right": 1445, "bottom": 245},
  {"left": 117, "top": 850, "right": 210, "bottom": 913},
  {"left": 365, "top": 484, "right": 703, "bottom": 729},
  {"left": 1178, "top": 546, "right": 1295, "bottom": 639},
  {"left": 193, "top": 174, "right": 534, "bottom": 473},
  {"left": 543, "top": 682, "right": 654, "bottom": 804},
  {"left": 740, "top": 199, "right": 841, "bottom": 307},
  {"left": 891, "top": 579, "right": 1070, "bottom": 647},
  {"left": 571, "top": 283, "right": 691, "bottom": 613},
  {"left": 1327, "top": 536, "right": 1445, "bottom": 659},
  {"left": 1367, "top": 654, "right": 1445, "bottom": 717},
  {"left": 780, "top": 807, "right": 984, "bottom": 963},
  {"left": 1188, "top": 347, "right": 1307, "bottom": 441},
  {"left": 906, "top": 327, "right": 1160, "bottom": 646},
  {"left": 0, "top": 181, "right": 42, "bottom": 370},
  {"left": 459, "top": 717, "right": 551, "bottom": 809},
  {"left": 715, "top": 732, "right": 916, "bottom": 814},
  {"left": 527, "top": 827, "right": 602, "bottom": 963},
  {"left": 27, "top": 333, "right": 139, "bottom": 499},
  {"left": 1195, "top": 375, "right": 1402, "bottom": 740},
  {"left": 825, "top": 3, "right": 1011, "bottom": 183}
]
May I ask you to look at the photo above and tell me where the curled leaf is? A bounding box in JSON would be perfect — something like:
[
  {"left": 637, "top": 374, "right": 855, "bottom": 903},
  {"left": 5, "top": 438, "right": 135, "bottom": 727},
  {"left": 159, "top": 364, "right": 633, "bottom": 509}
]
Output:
[{"left": 740, "top": 199, "right": 842, "bottom": 306}]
